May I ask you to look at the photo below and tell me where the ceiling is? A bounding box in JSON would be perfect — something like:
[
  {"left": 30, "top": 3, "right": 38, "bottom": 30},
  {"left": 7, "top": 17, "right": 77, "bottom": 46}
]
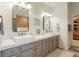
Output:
[{"left": 43, "top": 2, "right": 64, "bottom": 10}]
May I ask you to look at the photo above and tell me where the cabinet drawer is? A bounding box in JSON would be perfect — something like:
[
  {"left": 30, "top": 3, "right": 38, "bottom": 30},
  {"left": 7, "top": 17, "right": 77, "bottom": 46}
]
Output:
[
  {"left": 53, "top": 36, "right": 57, "bottom": 39},
  {"left": 43, "top": 39, "right": 48, "bottom": 44},
  {"left": 36, "top": 40, "right": 42, "bottom": 46},
  {"left": 21, "top": 48, "right": 35, "bottom": 57},
  {"left": 21, "top": 42, "right": 35, "bottom": 52},
  {"left": 9, "top": 53, "right": 20, "bottom": 57},
  {"left": 43, "top": 43, "right": 49, "bottom": 47},
  {"left": 2, "top": 47, "right": 20, "bottom": 57},
  {"left": 43, "top": 46, "right": 48, "bottom": 50}
]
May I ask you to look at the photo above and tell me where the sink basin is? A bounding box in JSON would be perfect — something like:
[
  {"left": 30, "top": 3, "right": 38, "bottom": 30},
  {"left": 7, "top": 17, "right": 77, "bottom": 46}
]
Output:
[
  {"left": 0, "top": 38, "right": 15, "bottom": 47},
  {"left": 12, "top": 35, "right": 34, "bottom": 43},
  {"left": 34, "top": 33, "right": 55, "bottom": 40},
  {"left": 34, "top": 34, "right": 48, "bottom": 40}
]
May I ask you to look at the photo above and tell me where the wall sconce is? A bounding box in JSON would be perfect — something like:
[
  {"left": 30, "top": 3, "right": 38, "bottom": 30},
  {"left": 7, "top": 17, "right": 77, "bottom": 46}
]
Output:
[{"left": 13, "top": 2, "right": 32, "bottom": 10}]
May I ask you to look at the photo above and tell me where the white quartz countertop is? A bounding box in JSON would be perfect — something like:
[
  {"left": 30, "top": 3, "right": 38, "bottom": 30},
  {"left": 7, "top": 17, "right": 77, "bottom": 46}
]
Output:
[{"left": 0, "top": 33, "right": 59, "bottom": 51}]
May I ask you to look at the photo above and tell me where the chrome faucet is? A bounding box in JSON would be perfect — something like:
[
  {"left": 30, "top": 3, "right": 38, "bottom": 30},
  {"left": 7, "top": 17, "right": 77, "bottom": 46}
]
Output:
[{"left": 36, "top": 28, "right": 40, "bottom": 35}]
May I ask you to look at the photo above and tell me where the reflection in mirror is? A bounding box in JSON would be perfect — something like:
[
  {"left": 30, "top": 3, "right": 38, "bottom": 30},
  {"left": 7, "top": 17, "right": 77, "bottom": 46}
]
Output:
[
  {"left": 16, "top": 15, "right": 29, "bottom": 32},
  {"left": 12, "top": 5, "right": 29, "bottom": 32},
  {"left": 0, "top": 15, "right": 3, "bottom": 34}
]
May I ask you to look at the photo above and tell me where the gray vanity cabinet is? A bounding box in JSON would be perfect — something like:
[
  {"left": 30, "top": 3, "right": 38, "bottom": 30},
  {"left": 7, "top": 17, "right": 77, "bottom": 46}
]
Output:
[
  {"left": 1, "top": 47, "right": 20, "bottom": 57},
  {"left": 20, "top": 42, "right": 36, "bottom": 57},
  {"left": 42, "top": 39, "right": 50, "bottom": 57},
  {"left": 35, "top": 40, "right": 43, "bottom": 57},
  {"left": 0, "top": 35, "right": 59, "bottom": 57}
]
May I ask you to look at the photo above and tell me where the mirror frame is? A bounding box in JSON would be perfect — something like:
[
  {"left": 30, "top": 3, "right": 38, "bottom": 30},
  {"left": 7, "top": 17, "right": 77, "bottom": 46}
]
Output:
[
  {"left": 0, "top": 15, "right": 4, "bottom": 34},
  {"left": 43, "top": 15, "right": 50, "bottom": 32},
  {"left": 12, "top": 5, "right": 29, "bottom": 32}
]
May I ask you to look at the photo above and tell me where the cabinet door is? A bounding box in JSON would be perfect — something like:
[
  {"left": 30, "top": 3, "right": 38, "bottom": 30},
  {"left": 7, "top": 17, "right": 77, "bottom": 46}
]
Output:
[
  {"left": 21, "top": 48, "right": 35, "bottom": 57},
  {"left": 43, "top": 48, "right": 49, "bottom": 57},
  {"left": 56, "top": 36, "right": 59, "bottom": 48},
  {"left": 49, "top": 38, "right": 53, "bottom": 52},
  {"left": 43, "top": 42, "right": 49, "bottom": 57},
  {"left": 52, "top": 39, "right": 57, "bottom": 50},
  {"left": 0, "top": 52, "right": 1, "bottom": 57},
  {"left": 36, "top": 45, "right": 43, "bottom": 57}
]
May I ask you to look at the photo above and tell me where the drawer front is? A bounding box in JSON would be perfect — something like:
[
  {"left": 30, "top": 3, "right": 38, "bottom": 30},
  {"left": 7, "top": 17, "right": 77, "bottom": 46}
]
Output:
[
  {"left": 21, "top": 42, "right": 35, "bottom": 52},
  {"left": 2, "top": 47, "right": 20, "bottom": 57},
  {"left": 43, "top": 39, "right": 48, "bottom": 44},
  {"left": 9, "top": 53, "right": 20, "bottom": 57},
  {"left": 36, "top": 40, "right": 42, "bottom": 46},
  {"left": 36, "top": 46, "right": 43, "bottom": 57},
  {"left": 43, "top": 43, "right": 49, "bottom": 47},
  {"left": 21, "top": 48, "right": 35, "bottom": 57}
]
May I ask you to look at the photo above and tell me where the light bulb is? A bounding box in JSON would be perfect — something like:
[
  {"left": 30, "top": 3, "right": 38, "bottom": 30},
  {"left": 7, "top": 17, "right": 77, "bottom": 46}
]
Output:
[
  {"left": 19, "top": 2, "right": 26, "bottom": 7},
  {"left": 43, "top": 12, "right": 52, "bottom": 16},
  {"left": 26, "top": 4, "right": 32, "bottom": 9}
]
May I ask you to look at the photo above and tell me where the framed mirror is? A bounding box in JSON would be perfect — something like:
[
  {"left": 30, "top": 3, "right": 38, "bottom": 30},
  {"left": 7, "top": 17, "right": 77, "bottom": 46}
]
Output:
[
  {"left": 43, "top": 15, "right": 51, "bottom": 32},
  {"left": 12, "top": 5, "right": 29, "bottom": 32},
  {"left": 0, "top": 15, "right": 3, "bottom": 34}
]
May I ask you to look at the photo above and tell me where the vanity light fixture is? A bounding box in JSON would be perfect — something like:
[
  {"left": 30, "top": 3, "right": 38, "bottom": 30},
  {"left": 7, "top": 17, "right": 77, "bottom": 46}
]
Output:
[
  {"left": 13, "top": 2, "right": 32, "bottom": 9},
  {"left": 26, "top": 3, "right": 32, "bottom": 9},
  {"left": 19, "top": 2, "right": 26, "bottom": 8},
  {"left": 43, "top": 11, "right": 52, "bottom": 16}
]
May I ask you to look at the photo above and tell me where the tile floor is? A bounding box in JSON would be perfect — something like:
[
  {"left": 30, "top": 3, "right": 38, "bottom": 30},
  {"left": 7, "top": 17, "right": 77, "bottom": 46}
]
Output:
[{"left": 47, "top": 49, "right": 74, "bottom": 57}]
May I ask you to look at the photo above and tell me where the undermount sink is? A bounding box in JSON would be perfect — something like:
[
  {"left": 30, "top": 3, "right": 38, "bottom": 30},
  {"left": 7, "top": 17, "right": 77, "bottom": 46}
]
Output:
[
  {"left": 34, "top": 33, "right": 55, "bottom": 40},
  {"left": 12, "top": 35, "right": 34, "bottom": 43}
]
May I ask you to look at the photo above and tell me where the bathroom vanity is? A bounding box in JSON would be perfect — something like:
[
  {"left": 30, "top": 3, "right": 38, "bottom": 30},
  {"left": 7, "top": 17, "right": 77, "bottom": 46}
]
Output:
[{"left": 0, "top": 34, "right": 59, "bottom": 57}]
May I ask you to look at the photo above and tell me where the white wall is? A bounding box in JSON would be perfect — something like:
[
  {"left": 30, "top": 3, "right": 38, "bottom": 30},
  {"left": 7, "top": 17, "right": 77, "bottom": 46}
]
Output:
[
  {"left": 0, "top": 2, "right": 13, "bottom": 37},
  {"left": 52, "top": 2, "right": 69, "bottom": 50}
]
